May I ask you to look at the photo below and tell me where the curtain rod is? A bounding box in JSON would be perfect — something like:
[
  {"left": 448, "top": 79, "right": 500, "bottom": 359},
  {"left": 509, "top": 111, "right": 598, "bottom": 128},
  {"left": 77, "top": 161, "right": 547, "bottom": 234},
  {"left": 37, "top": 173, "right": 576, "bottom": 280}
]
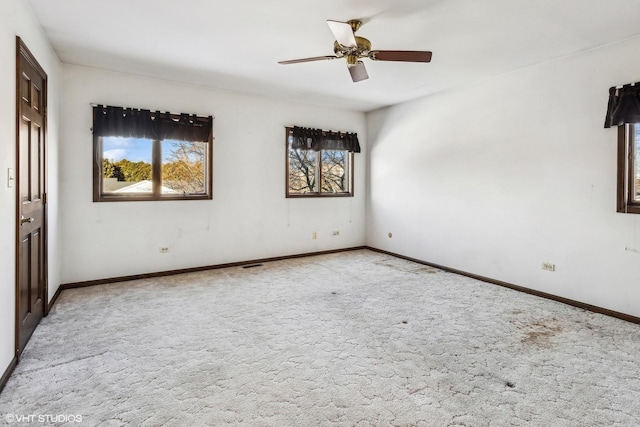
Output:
[
  {"left": 610, "top": 81, "right": 640, "bottom": 90},
  {"left": 90, "top": 103, "right": 214, "bottom": 119},
  {"left": 285, "top": 125, "right": 357, "bottom": 134}
]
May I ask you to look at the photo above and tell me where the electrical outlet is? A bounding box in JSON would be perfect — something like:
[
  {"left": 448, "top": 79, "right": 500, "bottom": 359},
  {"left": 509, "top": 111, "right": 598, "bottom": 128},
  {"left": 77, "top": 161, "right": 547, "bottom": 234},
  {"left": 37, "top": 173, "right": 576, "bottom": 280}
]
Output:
[
  {"left": 312, "top": 232, "right": 317, "bottom": 240},
  {"left": 542, "top": 262, "right": 555, "bottom": 272},
  {"left": 159, "top": 247, "right": 170, "bottom": 253},
  {"left": 332, "top": 230, "right": 340, "bottom": 236}
]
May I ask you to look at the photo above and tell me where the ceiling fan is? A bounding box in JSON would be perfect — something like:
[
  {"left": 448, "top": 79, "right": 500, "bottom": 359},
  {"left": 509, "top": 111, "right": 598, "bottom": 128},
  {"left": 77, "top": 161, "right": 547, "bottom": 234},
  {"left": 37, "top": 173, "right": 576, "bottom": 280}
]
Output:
[{"left": 278, "top": 19, "right": 432, "bottom": 83}]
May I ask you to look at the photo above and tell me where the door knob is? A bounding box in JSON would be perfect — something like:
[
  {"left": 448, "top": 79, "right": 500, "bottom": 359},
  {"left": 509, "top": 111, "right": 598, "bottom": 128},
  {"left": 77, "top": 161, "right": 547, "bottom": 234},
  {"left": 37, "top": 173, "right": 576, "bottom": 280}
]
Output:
[{"left": 20, "top": 216, "right": 35, "bottom": 225}]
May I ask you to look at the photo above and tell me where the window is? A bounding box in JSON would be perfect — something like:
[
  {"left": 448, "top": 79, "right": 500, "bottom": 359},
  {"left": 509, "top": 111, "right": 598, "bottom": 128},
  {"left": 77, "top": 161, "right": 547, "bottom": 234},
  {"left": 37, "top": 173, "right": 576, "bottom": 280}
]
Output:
[
  {"left": 617, "top": 124, "right": 640, "bottom": 213},
  {"left": 93, "top": 105, "right": 213, "bottom": 202},
  {"left": 286, "top": 126, "right": 359, "bottom": 197}
]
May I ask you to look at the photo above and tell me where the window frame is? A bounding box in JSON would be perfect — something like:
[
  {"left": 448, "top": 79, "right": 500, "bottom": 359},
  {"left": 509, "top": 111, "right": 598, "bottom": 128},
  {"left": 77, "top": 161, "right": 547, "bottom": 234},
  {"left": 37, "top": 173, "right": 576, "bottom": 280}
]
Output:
[
  {"left": 617, "top": 123, "right": 640, "bottom": 214},
  {"left": 93, "top": 134, "right": 213, "bottom": 202},
  {"left": 285, "top": 127, "right": 355, "bottom": 198}
]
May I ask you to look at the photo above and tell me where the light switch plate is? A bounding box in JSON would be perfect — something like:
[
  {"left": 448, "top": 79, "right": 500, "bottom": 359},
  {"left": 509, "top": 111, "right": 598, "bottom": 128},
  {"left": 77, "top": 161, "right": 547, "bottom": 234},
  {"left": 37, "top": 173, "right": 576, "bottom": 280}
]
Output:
[{"left": 7, "top": 168, "right": 14, "bottom": 188}]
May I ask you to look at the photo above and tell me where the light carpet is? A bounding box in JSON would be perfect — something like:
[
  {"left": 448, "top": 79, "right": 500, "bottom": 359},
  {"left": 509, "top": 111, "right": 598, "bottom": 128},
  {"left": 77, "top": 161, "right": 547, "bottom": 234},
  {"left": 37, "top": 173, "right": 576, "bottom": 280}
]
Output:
[{"left": 1, "top": 249, "right": 639, "bottom": 426}]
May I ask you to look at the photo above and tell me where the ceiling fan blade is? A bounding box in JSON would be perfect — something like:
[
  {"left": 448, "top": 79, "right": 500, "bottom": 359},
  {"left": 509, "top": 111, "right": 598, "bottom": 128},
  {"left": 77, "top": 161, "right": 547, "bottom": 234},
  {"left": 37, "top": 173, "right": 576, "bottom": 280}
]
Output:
[
  {"left": 278, "top": 55, "right": 337, "bottom": 65},
  {"left": 369, "top": 50, "right": 433, "bottom": 62},
  {"left": 348, "top": 61, "right": 369, "bottom": 83},
  {"left": 327, "top": 20, "right": 357, "bottom": 48}
]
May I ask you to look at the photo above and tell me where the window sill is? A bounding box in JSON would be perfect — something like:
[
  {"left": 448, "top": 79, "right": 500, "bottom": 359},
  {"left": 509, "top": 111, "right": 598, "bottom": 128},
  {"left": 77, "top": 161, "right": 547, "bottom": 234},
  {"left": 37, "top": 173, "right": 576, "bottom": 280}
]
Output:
[
  {"left": 286, "top": 193, "right": 353, "bottom": 198},
  {"left": 94, "top": 194, "right": 212, "bottom": 202},
  {"left": 617, "top": 205, "right": 640, "bottom": 214}
]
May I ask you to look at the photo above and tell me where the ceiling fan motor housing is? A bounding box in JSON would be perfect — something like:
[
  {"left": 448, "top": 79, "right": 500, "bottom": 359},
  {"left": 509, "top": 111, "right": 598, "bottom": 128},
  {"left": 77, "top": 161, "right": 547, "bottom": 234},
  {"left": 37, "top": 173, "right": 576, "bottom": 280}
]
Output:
[{"left": 333, "top": 36, "right": 371, "bottom": 62}]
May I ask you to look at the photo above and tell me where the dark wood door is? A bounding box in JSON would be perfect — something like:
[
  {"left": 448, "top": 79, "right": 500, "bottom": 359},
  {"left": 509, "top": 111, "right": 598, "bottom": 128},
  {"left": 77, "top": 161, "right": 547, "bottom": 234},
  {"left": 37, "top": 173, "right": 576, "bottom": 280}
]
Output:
[{"left": 16, "top": 37, "right": 47, "bottom": 355}]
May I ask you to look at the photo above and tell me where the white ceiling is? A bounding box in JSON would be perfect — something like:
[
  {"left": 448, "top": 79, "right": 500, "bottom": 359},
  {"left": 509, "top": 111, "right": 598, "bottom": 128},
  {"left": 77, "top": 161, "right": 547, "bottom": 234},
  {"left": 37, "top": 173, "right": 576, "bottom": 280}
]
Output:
[{"left": 26, "top": 0, "right": 640, "bottom": 112}]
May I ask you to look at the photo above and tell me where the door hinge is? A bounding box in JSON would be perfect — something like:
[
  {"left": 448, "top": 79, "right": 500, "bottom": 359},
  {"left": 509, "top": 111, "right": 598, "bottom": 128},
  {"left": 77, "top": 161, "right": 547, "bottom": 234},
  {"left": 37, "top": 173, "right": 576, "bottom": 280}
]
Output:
[{"left": 43, "top": 192, "right": 47, "bottom": 204}]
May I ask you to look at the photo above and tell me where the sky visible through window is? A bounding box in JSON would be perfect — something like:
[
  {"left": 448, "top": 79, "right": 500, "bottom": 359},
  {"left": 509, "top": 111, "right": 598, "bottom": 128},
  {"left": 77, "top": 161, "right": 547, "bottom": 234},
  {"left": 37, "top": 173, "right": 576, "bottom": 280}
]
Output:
[
  {"left": 103, "top": 137, "right": 151, "bottom": 162},
  {"left": 103, "top": 137, "right": 181, "bottom": 163}
]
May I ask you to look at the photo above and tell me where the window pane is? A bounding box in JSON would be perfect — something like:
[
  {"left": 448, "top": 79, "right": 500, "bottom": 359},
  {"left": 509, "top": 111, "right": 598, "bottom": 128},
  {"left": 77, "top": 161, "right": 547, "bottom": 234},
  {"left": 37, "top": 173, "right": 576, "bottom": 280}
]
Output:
[
  {"left": 161, "top": 140, "right": 207, "bottom": 195},
  {"left": 321, "top": 150, "right": 348, "bottom": 193},
  {"left": 102, "top": 137, "right": 153, "bottom": 194},
  {"left": 289, "top": 141, "right": 317, "bottom": 193},
  {"left": 635, "top": 126, "right": 640, "bottom": 202}
]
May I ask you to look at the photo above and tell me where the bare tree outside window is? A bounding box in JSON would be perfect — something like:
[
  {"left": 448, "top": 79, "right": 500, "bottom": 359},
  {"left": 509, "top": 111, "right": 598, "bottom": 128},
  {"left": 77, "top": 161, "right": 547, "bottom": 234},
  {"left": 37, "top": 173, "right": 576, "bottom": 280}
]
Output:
[
  {"left": 321, "top": 150, "right": 347, "bottom": 193},
  {"left": 162, "top": 140, "right": 206, "bottom": 194},
  {"left": 286, "top": 128, "right": 354, "bottom": 197},
  {"left": 289, "top": 148, "right": 317, "bottom": 193},
  {"left": 635, "top": 126, "right": 640, "bottom": 202}
]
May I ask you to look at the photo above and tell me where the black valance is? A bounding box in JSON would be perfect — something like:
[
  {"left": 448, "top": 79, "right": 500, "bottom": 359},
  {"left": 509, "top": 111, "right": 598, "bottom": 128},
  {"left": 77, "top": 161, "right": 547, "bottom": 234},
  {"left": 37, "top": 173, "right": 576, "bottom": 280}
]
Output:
[
  {"left": 604, "top": 84, "right": 640, "bottom": 128},
  {"left": 291, "top": 126, "right": 361, "bottom": 153},
  {"left": 93, "top": 105, "right": 213, "bottom": 142}
]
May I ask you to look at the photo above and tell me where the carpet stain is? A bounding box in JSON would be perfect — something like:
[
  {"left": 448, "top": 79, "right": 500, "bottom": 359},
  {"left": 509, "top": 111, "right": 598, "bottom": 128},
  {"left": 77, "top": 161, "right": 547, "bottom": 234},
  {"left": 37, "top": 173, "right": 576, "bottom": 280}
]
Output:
[
  {"left": 376, "top": 262, "right": 400, "bottom": 269},
  {"left": 415, "top": 266, "right": 440, "bottom": 274},
  {"left": 374, "top": 260, "right": 440, "bottom": 274},
  {"left": 520, "top": 318, "right": 562, "bottom": 347}
]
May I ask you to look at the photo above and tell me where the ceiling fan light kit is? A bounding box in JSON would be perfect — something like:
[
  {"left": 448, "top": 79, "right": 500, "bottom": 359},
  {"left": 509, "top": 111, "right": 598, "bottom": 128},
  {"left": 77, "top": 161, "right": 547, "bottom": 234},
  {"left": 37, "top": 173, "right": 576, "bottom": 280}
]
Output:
[{"left": 279, "top": 19, "right": 432, "bottom": 83}]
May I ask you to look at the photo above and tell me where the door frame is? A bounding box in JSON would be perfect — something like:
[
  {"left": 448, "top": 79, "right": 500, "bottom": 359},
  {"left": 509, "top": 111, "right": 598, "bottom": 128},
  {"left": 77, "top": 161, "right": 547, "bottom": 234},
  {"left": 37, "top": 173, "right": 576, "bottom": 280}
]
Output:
[{"left": 15, "top": 36, "right": 49, "bottom": 359}]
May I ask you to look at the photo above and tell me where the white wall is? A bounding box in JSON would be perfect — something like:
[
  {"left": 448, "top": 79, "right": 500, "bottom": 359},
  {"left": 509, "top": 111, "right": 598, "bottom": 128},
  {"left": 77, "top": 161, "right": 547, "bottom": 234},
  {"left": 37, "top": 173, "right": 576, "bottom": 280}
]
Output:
[
  {"left": 367, "top": 36, "right": 640, "bottom": 318},
  {"left": 60, "top": 65, "right": 366, "bottom": 283},
  {"left": 0, "top": 1, "right": 60, "bottom": 374}
]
